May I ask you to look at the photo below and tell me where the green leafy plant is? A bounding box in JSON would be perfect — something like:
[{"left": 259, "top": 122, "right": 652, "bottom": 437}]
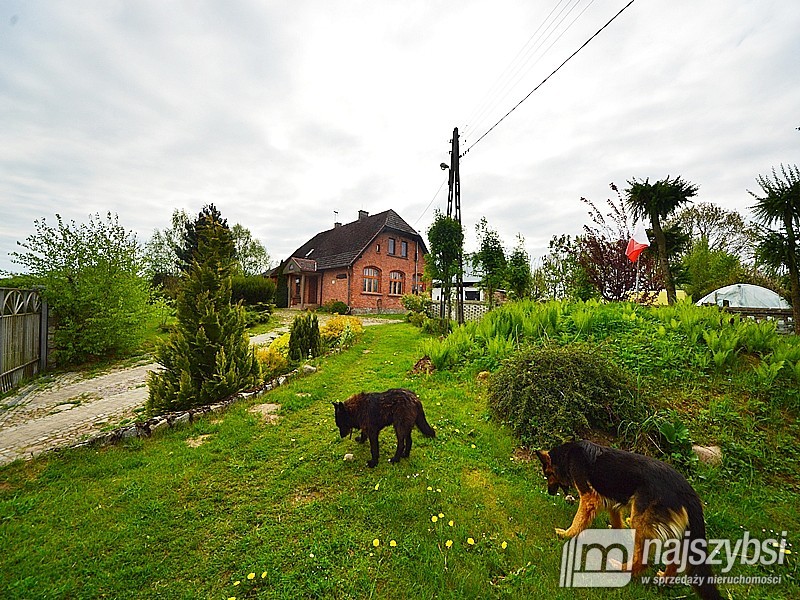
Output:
[{"left": 8, "top": 212, "right": 154, "bottom": 365}]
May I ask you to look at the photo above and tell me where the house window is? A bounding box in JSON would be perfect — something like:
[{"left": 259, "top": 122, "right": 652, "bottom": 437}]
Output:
[
  {"left": 363, "top": 267, "right": 381, "bottom": 293},
  {"left": 412, "top": 273, "right": 425, "bottom": 293},
  {"left": 389, "top": 271, "right": 404, "bottom": 295},
  {"left": 401, "top": 241, "right": 408, "bottom": 257},
  {"left": 388, "top": 238, "right": 396, "bottom": 255}
]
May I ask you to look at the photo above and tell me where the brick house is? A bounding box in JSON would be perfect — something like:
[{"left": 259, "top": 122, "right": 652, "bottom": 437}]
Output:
[{"left": 280, "top": 209, "right": 428, "bottom": 313}]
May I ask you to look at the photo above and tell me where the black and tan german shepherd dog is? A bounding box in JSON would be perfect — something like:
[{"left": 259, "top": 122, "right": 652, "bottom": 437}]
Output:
[
  {"left": 537, "top": 440, "right": 721, "bottom": 600},
  {"left": 333, "top": 389, "right": 435, "bottom": 468}
]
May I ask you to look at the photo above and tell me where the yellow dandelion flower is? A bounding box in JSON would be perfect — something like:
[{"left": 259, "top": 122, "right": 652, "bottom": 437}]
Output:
[
  {"left": 261, "top": 572, "right": 267, "bottom": 579},
  {"left": 233, "top": 581, "right": 240, "bottom": 586},
  {"left": 467, "top": 537, "right": 475, "bottom": 545},
  {"left": 247, "top": 573, "right": 255, "bottom": 580},
  {"left": 471, "top": 444, "right": 476, "bottom": 449},
  {"left": 781, "top": 548, "right": 792, "bottom": 555},
  {"left": 390, "top": 540, "right": 397, "bottom": 547},
  {"left": 445, "top": 540, "right": 453, "bottom": 548},
  {"left": 448, "top": 520, "right": 454, "bottom": 527},
  {"left": 438, "top": 513, "right": 444, "bottom": 518},
  {"left": 427, "top": 486, "right": 433, "bottom": 491},
  {"left": 373, "top": 538, "right": 380, "bottom": 547},
  {"left": 431, "top": 515, "right": 438, "bottom": 523},
  {"left": 501, "top": 541, "right": 508, "bottom": 550},
  {"left": 374, "top": 483, "right": 380, "bottom": 491}
]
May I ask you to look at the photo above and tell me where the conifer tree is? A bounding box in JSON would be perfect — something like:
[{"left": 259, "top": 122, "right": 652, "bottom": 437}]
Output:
[
  {"left": 147, "top": 211, "right": 260, "bottom": 414},
  {"left": 288, "top": 312, "right": 322, "bottom": 362}
]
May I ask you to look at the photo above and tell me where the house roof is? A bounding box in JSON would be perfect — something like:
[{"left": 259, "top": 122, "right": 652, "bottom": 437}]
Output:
[{"left": 287, "top": 209, "right": 428, "bottom": 271}]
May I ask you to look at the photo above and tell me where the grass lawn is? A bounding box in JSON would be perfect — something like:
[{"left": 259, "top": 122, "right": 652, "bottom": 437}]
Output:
[{"left": 1, "top": 323, "right": 798, "bottom": 599}]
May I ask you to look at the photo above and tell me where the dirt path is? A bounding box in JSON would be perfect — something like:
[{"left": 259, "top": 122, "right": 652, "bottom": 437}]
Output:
[{"left": 0, "top": 310, "right": 398, "bottom": 466}]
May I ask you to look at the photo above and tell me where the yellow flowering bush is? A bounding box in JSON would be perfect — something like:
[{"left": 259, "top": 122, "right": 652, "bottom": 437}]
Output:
[
  {"left": 255, "top": 345, "right": 289, "bottom": 380},
  {"left": 269, "top": 332, "right": 291, "bottom": 357},
  {"left": 320, "top": 315, "right": 364, "bottom": 348}
]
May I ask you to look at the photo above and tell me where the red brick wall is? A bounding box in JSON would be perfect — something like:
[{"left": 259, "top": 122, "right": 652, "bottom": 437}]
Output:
[
  {"left": 320, "top": 232, "right": 426, "bottom": 313},
  {"left": 319, "top": 267, "right": 350, "bottom": 307}
]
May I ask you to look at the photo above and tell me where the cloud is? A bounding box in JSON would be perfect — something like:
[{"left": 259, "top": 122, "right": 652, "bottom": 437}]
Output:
[{"left": 1, "top": 0, "right": 799, "bottom": 275}]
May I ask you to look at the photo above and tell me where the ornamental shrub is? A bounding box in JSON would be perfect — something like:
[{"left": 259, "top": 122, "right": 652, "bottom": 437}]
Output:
[
  {"left": 487, "top": 343, "right": 645, "bottom": 448},
  {"left": 320, "top": 315, "right": 364, "bottom": 348},
  {"left": 288, "top": 312, "right": 322, "bottom": 361},
  {"left": 147, "top": 215, "right": 260, "bottom": 414},
  {"left": 231, "top": 275, "right": 276, "bottom": 305},
  {"left": 255, "top": 345, "right": 290, "bottom": 380}
]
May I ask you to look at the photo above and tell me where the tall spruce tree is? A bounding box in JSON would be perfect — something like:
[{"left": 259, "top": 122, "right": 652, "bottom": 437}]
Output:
[{"left": 147, "top": 211, "right": 260, "bottom": 414}]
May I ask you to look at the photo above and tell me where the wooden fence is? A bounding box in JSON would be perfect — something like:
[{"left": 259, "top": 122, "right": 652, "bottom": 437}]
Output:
[{"left": 0, "top": 288, "right": 48, "bottom": 393}]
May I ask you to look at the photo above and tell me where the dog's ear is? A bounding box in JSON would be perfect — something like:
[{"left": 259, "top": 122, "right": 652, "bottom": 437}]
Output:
[{"left": 535, "top": 450, "right": 551, "bottom": 468}]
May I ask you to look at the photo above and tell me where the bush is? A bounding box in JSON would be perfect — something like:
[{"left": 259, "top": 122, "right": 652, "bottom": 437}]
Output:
[
  {"left": 231, "top": 275, "right": 276, "bottom": 305},
  {"left": 288, "top": 312, "right": 322, "bottom": 361},
  {"left": 320, "top": 315, "right": 364, "bottom": 348},
  {"left": 318, "top": 299, "right": 349, "bottom": 314},
  {"left": 243, "top": 303, "right": 273, "bottom": 327},
  {"left": 269, "top": 332, "right": 290, "bottom": 357},
  {"left": 9, "top": 213, "right": 154, "bottom": 365},
  {"left": 401, "top": 294, "right": 431, "bottom": 315},
  {"left": 487, "top": 344, "right": 645, "bottom": 448},
  {"left": 255, "top": 345, "right": 290, "bottom": 380}
]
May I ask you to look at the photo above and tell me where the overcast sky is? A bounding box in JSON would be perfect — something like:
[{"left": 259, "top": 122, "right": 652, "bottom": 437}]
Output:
[{"left": 1, "top": 0, "right": 798, "bottom": 275}]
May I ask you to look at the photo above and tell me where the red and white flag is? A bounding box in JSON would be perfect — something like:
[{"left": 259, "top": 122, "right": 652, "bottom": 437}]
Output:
[{"left": 625, "top": 223, "right": 650, "bottom": 262}]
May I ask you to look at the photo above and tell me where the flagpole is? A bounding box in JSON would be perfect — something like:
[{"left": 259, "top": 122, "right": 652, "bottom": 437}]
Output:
[{"left": 635, "top": 255, "right": 640, "bottom": 293}]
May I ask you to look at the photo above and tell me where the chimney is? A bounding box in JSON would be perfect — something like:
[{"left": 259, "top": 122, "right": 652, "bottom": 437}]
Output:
[
  {"left": 334, "top": 221, "right": 341, "bottom": 228},
  {"left": 334, "top": 210, "right": 340, "bottom": 228},
  {"left": 358, "top": 210, "right": 369, "bottom": 221}
]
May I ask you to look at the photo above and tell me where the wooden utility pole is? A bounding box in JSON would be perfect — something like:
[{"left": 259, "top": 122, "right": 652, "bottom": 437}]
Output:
[{"left": 446, "top": 127, "right": 465, "bottom": 325}]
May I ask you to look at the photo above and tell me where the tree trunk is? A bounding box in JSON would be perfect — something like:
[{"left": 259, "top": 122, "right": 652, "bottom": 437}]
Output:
[
  {"left": 651, "top": 215, "right": 677, "bottom": 305},
  {"left": 783, "top": 213, "right": 800, "bottom": 334}
]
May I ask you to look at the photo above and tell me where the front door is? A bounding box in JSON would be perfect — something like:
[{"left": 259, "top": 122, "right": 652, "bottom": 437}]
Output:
[{"left": 305, "top": 276, "right": 319, "bottom": 306}]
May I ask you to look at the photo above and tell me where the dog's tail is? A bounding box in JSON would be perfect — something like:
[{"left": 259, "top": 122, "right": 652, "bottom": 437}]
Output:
[
  {"left": 416, "top": 406, "right": 436, "bottom": 438},
  {"left": 685, "top": 497, "right": 721, "bottom": 600}
]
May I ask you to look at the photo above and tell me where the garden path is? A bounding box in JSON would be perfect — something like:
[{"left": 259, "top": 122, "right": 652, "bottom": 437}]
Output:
[{"left": 0, "top": 310, "right": 395, "bottom": 466}]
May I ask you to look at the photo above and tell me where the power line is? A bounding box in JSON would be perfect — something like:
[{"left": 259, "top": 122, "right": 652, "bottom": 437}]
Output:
[
  {"left": 413, "top": 176, "right": 449, "bottom": 226},
  {"left": 462, "top": 0, "right": 574, "bottom": 138},
  {"left": 467, "top": 0, "right": 598, "bottom": 140},
  {"left": 464, "top": 0, "right": 592, "bottom": 141},
  {"left": 461, "top": 0, "right": 637, "bottom": 158}
]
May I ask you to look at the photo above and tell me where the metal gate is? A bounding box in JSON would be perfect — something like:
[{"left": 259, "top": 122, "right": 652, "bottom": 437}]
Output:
[{"left": 0, "top": 288, "right": 48, "bottom": 393}]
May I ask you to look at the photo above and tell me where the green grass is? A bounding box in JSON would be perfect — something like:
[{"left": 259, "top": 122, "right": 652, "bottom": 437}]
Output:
[{"left": 1, "top": 322, "right": 798, "bottom": 598}]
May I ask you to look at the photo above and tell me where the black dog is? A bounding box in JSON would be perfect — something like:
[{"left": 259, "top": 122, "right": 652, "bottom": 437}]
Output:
[{"left": 333, "top": 389, "right": 435, "bottom": 467}]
